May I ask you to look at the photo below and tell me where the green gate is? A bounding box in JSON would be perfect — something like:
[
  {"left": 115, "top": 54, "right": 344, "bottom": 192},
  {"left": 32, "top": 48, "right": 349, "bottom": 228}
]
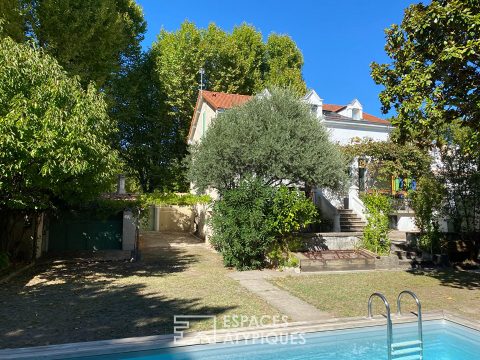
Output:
[{"left": 48, "top": 210, "right": 123, "bottom": 251}]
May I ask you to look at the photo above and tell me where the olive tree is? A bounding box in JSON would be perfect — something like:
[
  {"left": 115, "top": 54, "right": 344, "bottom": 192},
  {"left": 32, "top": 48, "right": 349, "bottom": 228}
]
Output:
[{"left": 187, "top": 88, "right": 347, "bottom": 193}]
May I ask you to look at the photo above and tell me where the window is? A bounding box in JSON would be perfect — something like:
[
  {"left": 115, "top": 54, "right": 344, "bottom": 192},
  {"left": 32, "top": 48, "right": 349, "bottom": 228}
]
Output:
[{"left": 352, "top": 108, "right": 361, "bottom": 120}]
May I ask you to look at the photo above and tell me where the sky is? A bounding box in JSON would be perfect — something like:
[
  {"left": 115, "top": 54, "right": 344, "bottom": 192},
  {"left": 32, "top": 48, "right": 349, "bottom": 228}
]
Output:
[{"left": 136, "top": 0, "right": 418, "bottom": 118}]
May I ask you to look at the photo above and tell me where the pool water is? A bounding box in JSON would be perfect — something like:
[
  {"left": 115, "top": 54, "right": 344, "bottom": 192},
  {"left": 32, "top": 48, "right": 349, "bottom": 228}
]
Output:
[{"left": 79, "top": 320, "right": 479, "bottom": 360}]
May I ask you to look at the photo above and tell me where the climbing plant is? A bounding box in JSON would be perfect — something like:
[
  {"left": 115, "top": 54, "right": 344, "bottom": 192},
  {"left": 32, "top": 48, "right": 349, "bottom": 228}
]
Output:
[
  {"left": 342, "top": 138, "right": 431, "bottom": 189},
  {"left": 361, "top": 193, "right": 392, "bottom": 255}
]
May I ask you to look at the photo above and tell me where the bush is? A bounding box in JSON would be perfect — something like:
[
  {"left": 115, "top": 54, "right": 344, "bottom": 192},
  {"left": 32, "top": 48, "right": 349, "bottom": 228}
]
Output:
[
  {"left": 210, "top": 178, "right": 317, "bottom": 270},
  {"left": 268, "top": 186, "right": 318, "bottom": 237},
  {"left": 410, "top": 174, "right": 445, "bottom": 254},
  {"left": 362, "top": 193, "right": 392, "bottom": 255},
  {"left": 210, "top": 178, "right": 275, "bottom": 270},
  {"left": 140, "top": 191, "right": 211, "bottom": 206}
]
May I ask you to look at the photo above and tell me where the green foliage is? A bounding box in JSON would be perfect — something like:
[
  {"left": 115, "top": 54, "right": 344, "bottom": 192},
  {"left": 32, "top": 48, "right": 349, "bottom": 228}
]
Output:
[
  {"left": 84, "top": 198, "right": 140, "bottom": 219},
  {"left": 267, "top": 244, "right": 299, "bottom": 269},
  {"left": 188, "top": 88, "right": 347, "bottom": 193},
  {"left": 436, "top": 124, "right": 480, "bottom": 233},
  {"left": 268, "top": 186, "right": 317, "bottom": 237},
  {"left": 264, "top": 33, "right": 306, "bottom": 95},
  {"left": 410, "top": 174, "right": 445, "bottom": 253},
  {"left": 0, "top": 37, "right": 120, "bottom": 210},
  {"left": 108, "top": 51, "right": 186, "bottom": 192},
  {"left": 140, "top": 192, "right": 211, "bottom": 207},
  {"left": 150, "top": 22, "right": 307, "bottom": 189},
  {"left": 361, "top": 193, "right": 392, "bottom": 255},
  {"left": 210, "top": 177, "right": 316, "bottom": 270},
  {"left": 371, "top": 0, "right": 480, "bottom": 150},
  {"left": 210, "top": 178, "right": 276, "bottom": 270},
  {"left": 0, "top": 251, "right": 10, "bottom": 271},
  {"left": 0, "top": 0, "right": 24, "bottom": 42},
  {"left": 343, "top": 138, "right": 431, "bottom": 188},
  {"left": 25, "top": 0, "right": 146, "bottom": 88}
]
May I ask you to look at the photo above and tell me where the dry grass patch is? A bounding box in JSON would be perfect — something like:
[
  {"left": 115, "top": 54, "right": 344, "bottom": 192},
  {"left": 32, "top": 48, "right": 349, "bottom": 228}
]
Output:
[
  {"left": 271, "top": 270, "right": 480, "bottom": 319},
  {"left": 0, "top": 245, "right": 281, "bottom": 348}
]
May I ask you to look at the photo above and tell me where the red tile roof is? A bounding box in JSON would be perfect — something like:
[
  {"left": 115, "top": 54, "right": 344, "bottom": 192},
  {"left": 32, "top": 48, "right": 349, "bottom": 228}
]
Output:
[
  {"left": 188, "top": 91, "right": 390, "bottom": 141},
  {"left": 202, "top": 90, "right": 252, "bottom": 110},
  {"left": 323, "top": 103, "right": 389, "bottom": 125},
  {"left": 323, "top": 104, "right": 345, "bottom": 112},
  {"left": 361, "top": 112, "right": 390, "bottom": 125}
]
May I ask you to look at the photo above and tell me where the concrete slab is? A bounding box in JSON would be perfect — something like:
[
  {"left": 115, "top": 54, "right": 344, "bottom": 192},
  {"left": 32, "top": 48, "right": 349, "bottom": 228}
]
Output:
[{"left": 228, "top": 271, "right": 332, "bottom": 322}]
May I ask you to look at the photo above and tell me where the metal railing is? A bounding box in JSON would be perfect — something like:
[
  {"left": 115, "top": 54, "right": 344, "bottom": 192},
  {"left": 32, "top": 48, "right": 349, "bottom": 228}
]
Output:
[
  {"left": 397, "top": 290, "right": 423, "bottom": 359},
  {"left": 368, "top": 292, "right": 393, "bottom": 360},
  {"left": 368, "top": 291, "right": 424, "bottom": 360}
]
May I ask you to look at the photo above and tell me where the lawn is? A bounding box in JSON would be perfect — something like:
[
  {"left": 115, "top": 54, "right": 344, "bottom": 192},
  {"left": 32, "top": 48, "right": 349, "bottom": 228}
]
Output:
[
  {"left": 270, "top": 270, "right": 480, "bottom": 320},
  {"left": 0, "top": 244, "right": 281, "bottom": 349}
]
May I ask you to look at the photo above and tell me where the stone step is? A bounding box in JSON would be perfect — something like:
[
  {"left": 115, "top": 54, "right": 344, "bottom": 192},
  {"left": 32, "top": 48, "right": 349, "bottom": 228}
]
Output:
[
  {"left": 340, "top": 218, "right": 366, "bottom": 224},
  {"left": 339, "top": 213, "right": 360, "bottom": 219},
  {"left": 341, "top": 227, "right": 365, "bottom": 232}
]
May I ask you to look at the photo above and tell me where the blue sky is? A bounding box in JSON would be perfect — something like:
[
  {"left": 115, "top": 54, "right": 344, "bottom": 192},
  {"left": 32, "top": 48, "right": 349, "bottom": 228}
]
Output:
[{"left": 137, "top": 0, "right": 417, "bottom": 118}]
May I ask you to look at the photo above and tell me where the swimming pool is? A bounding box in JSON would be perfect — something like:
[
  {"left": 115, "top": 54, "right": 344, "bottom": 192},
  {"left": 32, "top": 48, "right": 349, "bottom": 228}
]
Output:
[{"left": 75, "top": 319, "right": 479, "bottom": 360}]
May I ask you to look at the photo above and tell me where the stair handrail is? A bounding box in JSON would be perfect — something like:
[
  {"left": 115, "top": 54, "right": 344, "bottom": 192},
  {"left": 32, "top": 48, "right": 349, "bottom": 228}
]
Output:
[
  {"left": 397, "top": 290, "right": 423, "bottom": 356},
  {"left": 368, "top": 292, "right": 393, "bottom": 360}
]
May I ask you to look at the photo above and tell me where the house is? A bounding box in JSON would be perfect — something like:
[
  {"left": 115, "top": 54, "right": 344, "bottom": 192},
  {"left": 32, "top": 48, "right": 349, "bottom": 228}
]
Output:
[
  {"left": 187, "top": 89, "right": 418, "bottom": 234},
  {"left": 188, "top": 89, "right": 391, "bottom": 146}
]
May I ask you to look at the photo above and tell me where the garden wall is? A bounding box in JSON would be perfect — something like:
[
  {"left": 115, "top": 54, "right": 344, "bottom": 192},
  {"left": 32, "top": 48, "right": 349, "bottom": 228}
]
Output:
[
  {"left": 140, "top": 204, "right": 212, "bottom": 243},
  {"left": 301, "top": 233, "right": 360, "bottom": 251}
]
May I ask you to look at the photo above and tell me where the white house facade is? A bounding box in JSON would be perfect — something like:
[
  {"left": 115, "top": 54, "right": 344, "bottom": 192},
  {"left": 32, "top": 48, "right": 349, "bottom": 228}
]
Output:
[{"left": 188, "top": 89, "right": 418, "bottom": 234}]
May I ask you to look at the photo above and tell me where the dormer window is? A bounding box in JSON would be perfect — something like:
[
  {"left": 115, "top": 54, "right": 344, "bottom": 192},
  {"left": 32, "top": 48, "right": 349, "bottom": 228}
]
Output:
[{"left": 352, "top": 108, "right": 361, "bottom": 120}]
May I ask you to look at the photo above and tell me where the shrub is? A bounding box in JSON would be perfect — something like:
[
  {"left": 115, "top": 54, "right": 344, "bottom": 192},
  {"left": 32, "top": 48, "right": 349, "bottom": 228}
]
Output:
[
  {"left": 140, "top": 191, "right": 211, "bottom": 206},
  {"left": 210, "top": 178, "right": 316, "bottom": 270},
  {"left": 210, "top": 178, "right": 275, "bottom": 270},
  {"left": 362, "top": 193, "right": 392, "bottom": 255},
  {"left": 268, "top": 186, "right": 318, "bottom": 237},
  {"left": 410, "top": 174, "right": 445, "bottom": 254}
]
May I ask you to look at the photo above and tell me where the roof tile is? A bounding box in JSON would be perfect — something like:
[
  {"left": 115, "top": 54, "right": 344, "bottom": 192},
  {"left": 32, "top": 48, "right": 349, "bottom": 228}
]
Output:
[{"left": 202, "top": 90, "right": 251, "bottom": 110}]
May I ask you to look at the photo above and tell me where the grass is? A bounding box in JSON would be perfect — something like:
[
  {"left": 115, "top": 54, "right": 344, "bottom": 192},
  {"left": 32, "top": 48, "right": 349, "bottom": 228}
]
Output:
[
  {"left": 271, "top": 270, "right": 480, "bottom": 319},
  {"left": 0, "top": 244, "right": 281, "bottom": 349}
]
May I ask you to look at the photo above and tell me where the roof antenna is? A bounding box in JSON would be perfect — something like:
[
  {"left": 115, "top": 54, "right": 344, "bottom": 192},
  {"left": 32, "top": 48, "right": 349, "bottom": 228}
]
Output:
[{"left": 199, "top": 68, "right": 205, "bottom": 91}]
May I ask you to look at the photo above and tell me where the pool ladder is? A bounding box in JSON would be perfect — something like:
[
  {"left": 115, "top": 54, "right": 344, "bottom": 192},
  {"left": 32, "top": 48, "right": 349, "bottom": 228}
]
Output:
[{"left": 368, "top": 291, "right": 423, "bottom": 360}]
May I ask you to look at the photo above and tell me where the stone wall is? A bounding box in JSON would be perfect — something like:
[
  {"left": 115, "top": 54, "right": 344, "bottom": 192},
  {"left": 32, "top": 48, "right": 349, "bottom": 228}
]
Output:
[{"left": 301, "top": 233, "right": 361, "bottom": 251}]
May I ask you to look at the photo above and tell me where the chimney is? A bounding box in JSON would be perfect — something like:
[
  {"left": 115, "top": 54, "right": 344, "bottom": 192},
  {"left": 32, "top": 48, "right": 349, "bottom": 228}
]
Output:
[{"left": 117, "top": 174, "right": 126, "bottom": 195}]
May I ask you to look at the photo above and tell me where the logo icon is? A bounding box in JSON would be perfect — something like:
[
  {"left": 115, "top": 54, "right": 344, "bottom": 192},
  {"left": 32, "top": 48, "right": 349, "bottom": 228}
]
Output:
[{"left": 173, "top": 315, "right": 217, "bottom": 344}]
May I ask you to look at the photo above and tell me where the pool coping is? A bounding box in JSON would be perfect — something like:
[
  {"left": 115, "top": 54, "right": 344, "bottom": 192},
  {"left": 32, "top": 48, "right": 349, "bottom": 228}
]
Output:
[{"left": 1, "top": 311, "right": 479, "bottom": 359}]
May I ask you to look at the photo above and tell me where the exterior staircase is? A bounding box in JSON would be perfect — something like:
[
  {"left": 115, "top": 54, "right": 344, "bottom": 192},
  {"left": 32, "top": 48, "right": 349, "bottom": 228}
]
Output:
[{"left": 338, "top": 209, "right": 366, "bottom": 232}]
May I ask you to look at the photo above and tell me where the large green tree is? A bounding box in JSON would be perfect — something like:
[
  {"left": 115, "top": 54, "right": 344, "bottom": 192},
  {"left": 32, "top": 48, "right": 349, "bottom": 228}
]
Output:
[
  {"left": 109, "top": 51, "right": 186, "bottom": 192},
  {"left": 151, "top": 21, "right": 306, "bottom": 138},
  {"left": 0, "top": 0, "right": 24, "bottom": 42},
  {"left": 0, "top": 37, "right": 119, "bottom": 210},
  {"left": 151, "top": 21, "right": 307, "bottom": 190},
  {"left": 371, "top": 0, "right": 480, "bottom": 150},
  {"left": 25, "top": 0, "right": 146, "bottom": 88},
  {"left": 264, "top": 34, "right": 306, "bottom": 95},
  {"left": 187, "top": 88, "right": 346, "bottom": 193}
]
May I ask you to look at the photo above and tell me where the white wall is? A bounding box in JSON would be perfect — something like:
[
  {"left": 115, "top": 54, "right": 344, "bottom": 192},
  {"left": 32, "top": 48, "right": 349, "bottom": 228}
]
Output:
[
  {"left": 191, "top": 101, "right": 217, "bottom": 144},
  {"left": 325, "top": 124, "right": 391, "bottom": 145}
]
